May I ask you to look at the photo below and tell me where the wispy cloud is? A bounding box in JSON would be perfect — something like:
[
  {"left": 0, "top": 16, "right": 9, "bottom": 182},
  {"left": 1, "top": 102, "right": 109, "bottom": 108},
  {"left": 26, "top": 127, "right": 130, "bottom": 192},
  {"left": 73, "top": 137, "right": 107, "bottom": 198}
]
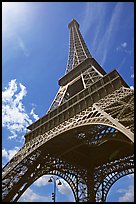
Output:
[
  {"left": 18, "top": 187, "right": 51, "bottom": 202},
  {"left": 33, "top": 175, "right": 75, "bottom": 201},
  {"left": 33, "top": 175, "right": 51, "bottom": 187},
  {"left": 131, "top": 74, "right": 134, "bottom": 78},
  {"left": 30, "top": 108, "right": 39, "bottom": 121},
  {"left": 19, "top": 175, "right": 74, "bottom": 202},
  {"left": 121, "top": 42, "right": 127, "bottom": 48},
  {"left": 82, "top": 2, "right": 107, "bottom": 53},
  {"left": 117, "top": 184, "right": 134, "bottom": 202},
  {"left": 97, "top": 3, "right": 124, "bottom": 66},
  {"left": 58, "top": 178, "right": 73, "bottom": 196},
  {"left": 116, "top": 42, "right": 127, "bottom": 51},
  {"left": 2, "top": 79, "right": 39, "bottom": 140},
  {"left": 107, "top": 174, "right": 134, "bottom": 202},
  {"left": 34, "top": 175, "right": 74, "bottom": 196},
  {"left": 2, "top": 146, "right": 20, "bottom": 165},
  {"left": 17, "top": 36, "right": 30, "bottom": 56},
  {"left": 117, "top": 57, "right": 126, "bottom": 72},
  {"left": 127, "top": 174, "right": 134, "bottom": 179},
  {"left": 116, "top": 42, "right": 132, "bottom": 55},
  {"left": 82, "top": 2, "right": 106, "bottom": 36},
  {"left": 2, "top": 2, "right": 33, "bottom": 58},
  {"left": 82, "top": 3, "right": 125, "bottom": 66},
  {"left": 130, "top": 66, "right": 134, "bottom": 78}
]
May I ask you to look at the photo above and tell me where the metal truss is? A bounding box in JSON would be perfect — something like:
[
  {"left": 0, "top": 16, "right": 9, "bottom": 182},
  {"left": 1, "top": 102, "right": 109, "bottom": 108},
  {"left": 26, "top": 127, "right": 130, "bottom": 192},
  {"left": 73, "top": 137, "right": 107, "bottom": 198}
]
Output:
[
  {"left": 95, "top": 155, "right": 134, "bottom": 202},
  {"left": 2, "top": 85, "right": 134, "bottom": 202},
  {"left": 47, "top": 85, "right": 68, "bottom": 113},
  {"left": 2, "top": 147, "right": 134, "bottom": 202},
  {"left": 2, "top": 141, "right": 88, "bottom": 202},
  {"left": 81, "top": 65, "right": 103, "bottom": 88},
  {"left": 2, "top": 86, "right": 133, "bottom": 179}
]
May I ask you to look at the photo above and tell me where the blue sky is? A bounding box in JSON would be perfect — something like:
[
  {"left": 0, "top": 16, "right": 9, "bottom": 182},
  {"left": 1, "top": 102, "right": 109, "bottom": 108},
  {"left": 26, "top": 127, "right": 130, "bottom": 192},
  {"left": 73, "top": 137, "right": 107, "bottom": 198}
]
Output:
[{"left": 2, "top": 2, "right": 134, "bottom": 202}]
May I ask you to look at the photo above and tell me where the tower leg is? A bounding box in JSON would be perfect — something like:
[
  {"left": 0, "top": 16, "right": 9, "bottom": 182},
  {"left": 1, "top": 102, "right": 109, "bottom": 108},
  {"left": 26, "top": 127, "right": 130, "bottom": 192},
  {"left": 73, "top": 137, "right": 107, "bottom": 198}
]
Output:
[{"left": 87, "top": 169, "right": 96, "bottom": 202}]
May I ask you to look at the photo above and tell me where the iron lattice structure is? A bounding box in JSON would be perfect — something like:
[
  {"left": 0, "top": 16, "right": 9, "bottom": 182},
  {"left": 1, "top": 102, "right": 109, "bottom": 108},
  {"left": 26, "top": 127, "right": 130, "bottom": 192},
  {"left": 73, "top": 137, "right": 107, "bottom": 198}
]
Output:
[{"left": 2, "top": 19, "right": 134, "bottom": 202}]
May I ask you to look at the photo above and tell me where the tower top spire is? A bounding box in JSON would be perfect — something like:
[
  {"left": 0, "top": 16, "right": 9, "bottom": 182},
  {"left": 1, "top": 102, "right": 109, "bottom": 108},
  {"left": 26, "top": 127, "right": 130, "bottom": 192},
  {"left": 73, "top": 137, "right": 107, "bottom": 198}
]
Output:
[
  {"left": 66, "top": 19, "right": 92, "bottom": 73},
  {"left": 68, "top": 18, "right": 79, "bottom": 29}
]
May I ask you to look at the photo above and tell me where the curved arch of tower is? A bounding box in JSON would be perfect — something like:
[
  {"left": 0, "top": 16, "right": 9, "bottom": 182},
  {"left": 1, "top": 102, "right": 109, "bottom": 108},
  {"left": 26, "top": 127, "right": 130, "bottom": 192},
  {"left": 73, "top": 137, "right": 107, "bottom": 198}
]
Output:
[{"left": 2, "top": 19, "right": 134, "bottom": 202}]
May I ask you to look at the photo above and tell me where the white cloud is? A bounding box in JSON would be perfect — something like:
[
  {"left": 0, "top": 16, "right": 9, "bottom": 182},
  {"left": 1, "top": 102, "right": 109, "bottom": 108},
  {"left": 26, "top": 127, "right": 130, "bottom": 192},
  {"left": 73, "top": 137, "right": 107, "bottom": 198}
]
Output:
[
  {"left": 2, "top": 79, "right": 18, "bottom": 102},
  {"left": 34, "top": 175, "right": 72, "bottom": 195},
  {"left": 131, "top": 74, "right": 134, "bottom": 78},
  {"left": 2, "top": 149, "right": 8, "bottom": 159},
  {"left": 17, "top": 36, "right": 30, "bottom": 57},
  {"left": 114, "top": 174, "right": 134, "bottom": 202},
  {"left": 121, "top": 42, "right": 127, "bottom": 48},
  {"left": 2, "top": 146, "right": 20, "bottom": 163},
  {"left": 57, "top": 178, "right": 73, "bottom": 196},
  {"left": 2, "top": 79, "right": 39, "bottom": 140},
  {"left": 116, "top": 42, "right": 127, "bottom": 51},
  {"left": 130, "top": 86, "right": 134, "bottom": 90},
  {"left": 116, "top": 42, "right": 132, "bottom": 55},
  {"left": 2, "top": 79, "right": 32, "bottom": 139},
  {"left": 30, "top": 108, "right": 39, "bottom": 121},
  {"left": 130, "top": 66, "right": 134, "bottom": 79},
  {"left": 33, "top": 175, "right": 51, "bottom": 187},
  {"left": 127, "top": 174, "right": 134, "bottom": 179},
  {"left": 117, "top": 184, "right": 134, "bottom": 202},
  {"left": 107, "top": 174, "right": 134, "bottom": 202},
  {"left": 33, "top": 175, "right": 74, "bottom": 201},
  {"left": 18, "top": 187, "right": 51, "bottom": 202}
]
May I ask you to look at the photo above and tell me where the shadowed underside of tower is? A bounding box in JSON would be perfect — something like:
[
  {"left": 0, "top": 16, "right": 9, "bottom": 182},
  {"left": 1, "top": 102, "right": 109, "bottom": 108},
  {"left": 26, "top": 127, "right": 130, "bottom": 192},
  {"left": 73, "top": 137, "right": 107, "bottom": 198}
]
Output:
[{"left": 2, "top": 19, "right": 134, "bottom": 202}]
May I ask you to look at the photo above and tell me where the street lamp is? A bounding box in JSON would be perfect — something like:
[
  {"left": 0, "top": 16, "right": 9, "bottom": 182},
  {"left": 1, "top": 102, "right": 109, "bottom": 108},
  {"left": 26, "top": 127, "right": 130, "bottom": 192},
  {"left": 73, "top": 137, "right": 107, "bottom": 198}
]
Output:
[{"left": 48, "top": 176, "right": 62, "bottom": 202}]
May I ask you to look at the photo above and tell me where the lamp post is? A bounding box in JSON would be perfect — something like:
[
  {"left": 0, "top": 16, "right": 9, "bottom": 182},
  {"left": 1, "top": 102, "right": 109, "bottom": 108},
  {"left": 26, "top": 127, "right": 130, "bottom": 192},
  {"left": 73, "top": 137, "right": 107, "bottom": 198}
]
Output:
[{"left": 48, "top": 176, "right": 62, "bottom": 202}]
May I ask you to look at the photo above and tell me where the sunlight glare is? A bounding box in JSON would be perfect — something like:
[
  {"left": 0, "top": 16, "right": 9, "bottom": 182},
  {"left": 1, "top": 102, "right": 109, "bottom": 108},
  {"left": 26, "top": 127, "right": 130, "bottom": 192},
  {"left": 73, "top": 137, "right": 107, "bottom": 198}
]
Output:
[{"left": 2, "top": 2, "right": 30, "bottom": 34}]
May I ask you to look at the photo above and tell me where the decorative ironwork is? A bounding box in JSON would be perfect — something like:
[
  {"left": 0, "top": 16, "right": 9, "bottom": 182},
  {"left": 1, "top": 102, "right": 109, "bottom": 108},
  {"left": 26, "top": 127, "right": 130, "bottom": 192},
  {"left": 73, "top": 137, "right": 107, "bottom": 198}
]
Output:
[{"left": 2, "top": 19, "right": 134, "bottom": 202}]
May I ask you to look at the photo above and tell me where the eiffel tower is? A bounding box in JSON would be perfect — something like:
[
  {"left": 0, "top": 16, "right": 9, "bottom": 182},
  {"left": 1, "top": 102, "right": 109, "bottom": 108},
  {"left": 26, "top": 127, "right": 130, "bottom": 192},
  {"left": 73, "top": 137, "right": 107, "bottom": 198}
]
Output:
[{"left": 2, "top": 19, "right": 134, "bottom": 202}]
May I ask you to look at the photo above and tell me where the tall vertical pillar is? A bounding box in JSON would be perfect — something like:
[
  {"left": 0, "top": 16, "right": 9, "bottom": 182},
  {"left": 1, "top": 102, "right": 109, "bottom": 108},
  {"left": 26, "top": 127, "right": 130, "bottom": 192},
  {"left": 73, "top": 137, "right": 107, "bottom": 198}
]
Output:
[{"left": 87, "top": 168, "right": 96, "bottom": 202}]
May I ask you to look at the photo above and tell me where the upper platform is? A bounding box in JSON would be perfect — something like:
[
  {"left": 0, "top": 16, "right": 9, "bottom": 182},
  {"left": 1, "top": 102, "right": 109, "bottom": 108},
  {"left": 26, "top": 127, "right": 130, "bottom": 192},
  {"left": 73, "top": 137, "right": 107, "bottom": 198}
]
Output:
[{"left": 59, "top": 57, "right": 106, "bottom": 86}]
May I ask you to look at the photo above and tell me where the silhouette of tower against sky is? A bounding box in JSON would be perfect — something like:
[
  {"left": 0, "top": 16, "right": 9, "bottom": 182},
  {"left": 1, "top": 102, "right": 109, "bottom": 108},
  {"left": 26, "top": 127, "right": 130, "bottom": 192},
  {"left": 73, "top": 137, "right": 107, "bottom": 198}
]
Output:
[{"left": 2, "top": 19, "right": 134, "bottom": 202}]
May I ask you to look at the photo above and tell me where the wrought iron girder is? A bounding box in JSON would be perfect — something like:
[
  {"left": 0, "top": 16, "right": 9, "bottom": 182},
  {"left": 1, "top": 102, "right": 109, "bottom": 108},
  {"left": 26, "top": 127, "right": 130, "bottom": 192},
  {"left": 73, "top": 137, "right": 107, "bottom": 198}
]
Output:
[
  {"left": 82, "top": 65, "right": 103, "bottom": 88},
  {"left": 95, "top": 88, "right": 134, "bottom": 134},
  {"left": 94, "top": 154, "right": 134, "bottom": 202},
  {"left": 47, "top": 85, "right": 68, "bottom": 113},
  {"left": 2, "top": 130, "right": 134, "bottom": 202},
  {"left": 3, "top": 152, "right": 88, "bottom": 202},
  {"left": 3, "top": 121, "right": 133, "bottom": 202},
  {"left": 2, "top": 149, "right": 42, "bottom": 201},
  {"left": 2, "top": 85, "right": 134, "bottom": 182}
]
